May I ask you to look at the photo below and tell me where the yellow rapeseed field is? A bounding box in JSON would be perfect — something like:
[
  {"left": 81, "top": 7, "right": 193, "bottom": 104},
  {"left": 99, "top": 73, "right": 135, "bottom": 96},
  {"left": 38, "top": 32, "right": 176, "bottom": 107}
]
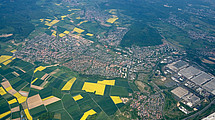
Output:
[
  {"left": 73, "top": 94, "right": 83, "bottom": 101},
  {"left": 76, "top": 17, "right": 81, "bottom": 19},
  {"left": 13, "top": 92, "right": 27, "bottom": 103},
  {"left": 97, "top": 80, "right": 115, "bottom": 86},
  {"left": 109, "top": 9, "right": 117, "bottom": 14},
  {"left": 82, "top": 82, "right": 106, "bottom": 95},
  {"left": 8, "top": 98, "right": 17, "bottom": 104},
  {"left": 24, "top": 109, "right": 33, "bottom": 120},
  {"left": 73, "top": 27, "right": 85, "bottom": 33},
  {"left": 86, "top": 33, "right": 94, "bottom": 36},
  {"left": 18, "top": 96, "right": 27, "bottom": 104},
  {"left": 3, "top": 57, "right": 16, "bottom": 65},
  {"left": 63, "top": 31, "right": 70, "bottom": 34},
  {"left": 13, "top": 92, "right": 22, "bottom": 98},
  {"left": 3, "top": 60, "right": 12, "bottom": 65},
  {"left": 40, "top": 19, "right": 44, "bottom": 22},
  {"left": 10, "top": 49, "right": 16, "bottom": 53},
  {"left": 110, "top": 96, "right": 122, "bottom": 104},
  {"left": 55, "top": 3, "right": 61, "bottom": 6},
  {"left": 61, "top": 77, "right": 76, "bottom": 90},
  {"left": 0, "top": 111, "right": 11, "bottom": 119},
  {"left": 61, "top": 15, "right": 67, "bottom": 20},
  {"left": 34, "top": 66, "right": 47, "bottom": 73},
  {"left": 46, "top": 19, "right": 51, "bottom": 21},
  {"left": 52, "top": 31, "right": 57, "bottom": 37},
  {"left": 0, "top": 55, "right": 12, "bottom": 63},
  {"left": 45, "top": 20, "right": 60, "bottom": 27},
  {"left": 106, "top": 17, "right": 118, "bottom": 23},
  {"left": 78, "top": 20, "right": 88, "bottom": 25},
  {"left": 0, "top": 87, "right": 6, "bottom": 95},
  {"left": 5, "top": 86, "right": 12, "bottom": 91},
  {"left": 80, "top": 109, "right": 96, "bottom": 120},
  {"left": 31, "top": 78, "right": 38, "bottom": 84},
  {"left": 42, "top": 96, "right": 54, "bottom": 101},
  {"left": 59, "top": 33, "right": 66, "bottom": 37}
]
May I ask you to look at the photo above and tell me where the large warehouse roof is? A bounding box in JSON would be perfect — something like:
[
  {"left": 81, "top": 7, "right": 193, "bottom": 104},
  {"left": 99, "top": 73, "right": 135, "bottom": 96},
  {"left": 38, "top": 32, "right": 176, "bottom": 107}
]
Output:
[
  {"left": 171, "top": 87, "right": 189, "bottom": 98},
  {"left": 191, "top": 72, "right": 213, "bottom": 86},
  {"left": 179, "top": 66, "right": 202, "bottom": 79}
]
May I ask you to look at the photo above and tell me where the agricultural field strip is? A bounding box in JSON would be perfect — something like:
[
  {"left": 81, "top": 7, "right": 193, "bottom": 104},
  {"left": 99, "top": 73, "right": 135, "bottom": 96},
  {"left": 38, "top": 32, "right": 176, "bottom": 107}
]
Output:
[
  {"left": 28, "top": 94, "right": 43, "bottom": 110},
  {"left": 19, "top": 83, "right": 30, "bottom": 93},
  {"left": 0, "top": 81, "right": 30, "bottom": 119},
  {"left": 87, "top": 93, "right": 111, "bottom": 119},
  {"left": 67, "top": 93, "right": 82, "bottom": 111},
  {"left": 110, "top": 96, "right": 123, "bottom": 104},
  {"left": 52, "top": 71, "right": 70, "bottom": 80},
  {"left": 22, "top": 65, "right": 36, "bottom": 118},
  {"left": 0, "top": 55, "right": 13, "bottom": 63},
  {"left": 82, "top": 80, "right": 116, "bottom": 95},
  {"left": 61, "top": 77, "right": 76, "bottom": 90},
  {"left": 34, "top": 66, "right": 47, "bottom": 73},
  {"left": 0, "top": 111, "right": 11, "bottom": 119},
  {"left": 1, "top": 65, "right": 34, "bottom": 80},
  {"left": 42, "top": 96, "right": 61, "bottom": 106},
  {"left": 110, "top": 97, "right": 123, "bottom": 115},
  {"left": 0, "top": 88, "right": 13, "bottom": 118},
  {"left": 0, "top": 96, "right": 13, "bottom": 119},
  {"left": 25, "top": 69, "right": 40, "bottom": 119},
  {"left": 80, "top": 109, "right": 96, "bottom": 120},
  {"left": 1, "top": 81, "right": 27, "bottom": 104},
  {"left": 24, "top": 109, "right": 32, "bottom": 120},
  {"left": 61, "top": 93, "right": 81, "bottom": 111},
  {"left": 10, "top": 50, "right": 16, "bottom": 53},
  {"left": 109, "top": 86, "right": 122, "bottom": 114},
  {"left": 39, "top": 13, "right": 94, "bottom": 38},
  {"left": 60, "top": 94, "right": 74, "bottom": 120},
  {"left": 0, "top": 87, "right": 7, "bottom": 95},
  {"left": 73, "top": 94, "right": 83, "bottom": 101},
  {"left": 1, "top": 57, "right": 125, "bottom": 119}
]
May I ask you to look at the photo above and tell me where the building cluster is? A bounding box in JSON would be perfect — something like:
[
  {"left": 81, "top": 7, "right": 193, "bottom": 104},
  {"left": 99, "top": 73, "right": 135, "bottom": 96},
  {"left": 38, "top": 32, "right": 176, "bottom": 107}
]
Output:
[
  {"left": 99, "top": 27, "right": 128, "bottom": 47},
  {"left": 130, "top": 92, "right": 163, "bottom": 119},
  {"left": 16, "top": 33, "right": 93, "bottom": 63},
  {"left": 166, "top": 60, "right": 215, "bottom": 113},
  {"left": 171, "top": 87, "right": 200, "bottom": 108}
]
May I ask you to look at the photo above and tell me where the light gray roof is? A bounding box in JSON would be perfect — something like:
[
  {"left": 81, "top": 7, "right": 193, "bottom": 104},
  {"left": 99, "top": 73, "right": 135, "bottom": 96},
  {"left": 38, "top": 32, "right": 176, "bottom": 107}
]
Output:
[
  {"left": 179, "top": 66, "right": 202, "bottom": 79},
  {"left": 191, "top": 72, "right": 213, "bottom": 86},
  {"left": 171, "top": 87, "right": 189, "bottom": 98},
  {"left": 203, "top": 78, "right": 215, "bottom": 94},
  {"left": 173, "top": 60, "right": 188, "bottom": 69}
]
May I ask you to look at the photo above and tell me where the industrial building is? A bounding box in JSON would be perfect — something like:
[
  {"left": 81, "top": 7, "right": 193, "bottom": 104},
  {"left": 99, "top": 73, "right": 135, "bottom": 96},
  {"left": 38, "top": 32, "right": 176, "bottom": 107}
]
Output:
[
  {"left": 171, "top": 87, "right": 200, "bottom": 107},
  {"left": 171, "top": 87, "right": 189, "bottom": 98},
  {"left": 191, "top": 72, "right": 214, "bottom": 86},
  {"left": 166, "top": 60, "right": 189, "bottom": 72},
  {"left": 179, "top": 66, "right": 202, "bottom": 79},
  {"left": 203, "top": 79, "right": 215, "bottom": 95}
]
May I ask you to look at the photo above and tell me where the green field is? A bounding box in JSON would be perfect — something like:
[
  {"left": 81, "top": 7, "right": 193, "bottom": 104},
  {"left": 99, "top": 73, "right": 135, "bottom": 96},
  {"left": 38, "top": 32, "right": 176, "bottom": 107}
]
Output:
[{"left": 110, "top": 86, "right": 129, "bottom": 97}]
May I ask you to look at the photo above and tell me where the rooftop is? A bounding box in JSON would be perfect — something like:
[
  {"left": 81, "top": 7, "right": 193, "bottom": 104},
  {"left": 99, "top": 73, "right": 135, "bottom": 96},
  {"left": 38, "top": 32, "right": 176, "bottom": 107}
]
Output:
[
  {"left": 171, "top": 87, "right": 189, "bottom": 98},
  {"left": 203, "top": 78, "right": 215, "bottom": 95},
  {"left": 179, "top": 66, "right": 202, "bottom": 79},
  {"left": 191, "top": 72, "right": 213, "bottom": 86},
  {"left": 173, "top": 60, "right": 188, "bottom": 69},
  {"left": 166, "top": 60, "right": 188, "bottom": 72}
]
